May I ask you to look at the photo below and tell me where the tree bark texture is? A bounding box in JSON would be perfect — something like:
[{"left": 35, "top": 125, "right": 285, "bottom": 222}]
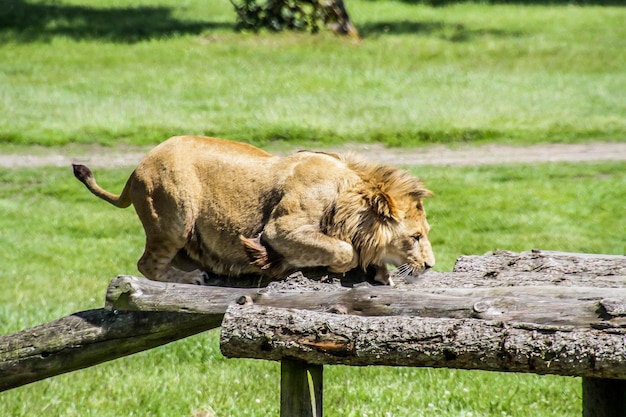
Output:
[
  {"left": 454, "top": 250, "right": 625, "bottom": 277},
  {"left": 220, "top": 304, "right": 626, "bottom": 379},
  {"left": 0, "top": 309, "right": 221, "bottom": 392},
  {"left": 220, "top": 251, "right": 626, "bottom": 379},
  {"left": 322, "top": 0, "right": 358, "bottom": 37},
  {"left": 2, "top": 250, "right": 624, "bottom": 392},
  {"left": 106, "top": 274, "right": 260, "bottom": 314},
  {"left": 106, "top": 275, "right": 626, "bottom": 328}
]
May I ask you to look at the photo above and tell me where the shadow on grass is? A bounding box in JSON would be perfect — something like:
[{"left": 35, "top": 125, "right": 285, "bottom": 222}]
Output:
[
  {"left": 0, "top": 0, "right": 233, "bottom": 43},
  {"left": 360, "top": 20, "right": 524, "bottom": 40},
  {"left": 389, "top": 0, "right": 623, "bottom": 5}
]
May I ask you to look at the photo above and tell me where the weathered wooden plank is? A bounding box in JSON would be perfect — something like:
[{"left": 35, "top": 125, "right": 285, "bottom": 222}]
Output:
[
  {"left": 0, "top": 309, "right": 221, "bottom": 392},
  {"left": 280, "top": 360, "right": 323, "bottom": 417},
  {"left": 4, "top": 250, "right": 623, "bottom": 393},
  {"left": 106, "top": 275, "right": 260, "bottom": 313},
  {"left": 413, "top": 270, "right": 626, "bottom": 289},
  {"left": 454, "top": 250, "right": 626, "bottom": 276},
  {"left": 105, "top": 276, "right": 626, "bottom": 328},
  {"left": 220, "top": 304, "right": 626, "bottom": 379}
]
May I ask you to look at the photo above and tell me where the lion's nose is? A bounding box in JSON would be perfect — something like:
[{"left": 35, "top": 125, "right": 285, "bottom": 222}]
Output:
[{"left": 424, "top": 261, "right": 434, "bottom": 270}]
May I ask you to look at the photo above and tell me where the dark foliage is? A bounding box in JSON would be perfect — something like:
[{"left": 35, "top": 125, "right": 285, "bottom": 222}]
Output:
[
  {"left": 230, "top": 0, "right": 358, "bottom": 36},
  {"left": 0, "top": 0, "right": 231, "bottom": 43},
  {"left": 231, "top": 0, "right": 327, "bottom": 33},
  {"left": 386, "top": 0, "right": 623, "bottom": 5}
]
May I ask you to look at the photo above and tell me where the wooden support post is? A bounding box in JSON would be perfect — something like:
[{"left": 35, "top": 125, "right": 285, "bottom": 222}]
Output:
[
  {"left": 582, "top": 378, "right": 626, "bottom": 417},
  {"left": 280, "top": 360, "right": 323, "bottom": 417}
]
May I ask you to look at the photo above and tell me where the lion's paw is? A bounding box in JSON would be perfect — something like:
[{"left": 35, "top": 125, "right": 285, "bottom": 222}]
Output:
[
  {"left": 373, "top": 265, "right": 394, "bottom": 286},
  {"left": 174, "top": 270, "right": 209, "bottom": 285},
  {"left": 327, "top": 242, "right": 359, "bottom": 273}
]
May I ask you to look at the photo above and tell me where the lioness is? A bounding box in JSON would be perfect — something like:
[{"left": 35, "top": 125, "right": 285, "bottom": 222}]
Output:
[{"left": 73, "top": 136, "right": 434, "bottom": 285}]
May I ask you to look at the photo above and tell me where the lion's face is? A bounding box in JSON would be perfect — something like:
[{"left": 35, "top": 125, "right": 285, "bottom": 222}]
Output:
[
  {"left": 378, "top": 203, "right": 435, "bottom": 277},
  {"left": 329, "top": 167, "right": 435, "bottom": 283}
]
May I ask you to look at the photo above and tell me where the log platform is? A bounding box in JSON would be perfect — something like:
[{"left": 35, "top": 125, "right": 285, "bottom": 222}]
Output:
[{"left": 1, "top": 250, "right": 625, "bottom": 416}]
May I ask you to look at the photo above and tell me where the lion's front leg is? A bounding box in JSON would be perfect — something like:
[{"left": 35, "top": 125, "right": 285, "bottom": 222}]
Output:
[
  {"left": 325, "top": 239, "right": 359, "bottom": 273},
  {"left": 260, "top": 219, "right": 359, "bottom": 274}
]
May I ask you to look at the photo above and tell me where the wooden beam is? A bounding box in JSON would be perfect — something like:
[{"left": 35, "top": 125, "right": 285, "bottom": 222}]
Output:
[
  {"left": 105, "top": 275, "right": 626, "bottom": 328},
  {"left": 0, "top": 309, "right": 221, "bottom": 392},
  {"left": 3, "top": 250, "right": 623, "bottom": 393},
  {"left": 220, "top": 304, "right": 626, "bottom": 379},
  {"left": 458, "top": 251, "right": 626, "bottom": 415},
  {"left": 454, "top": 250, "right": 625, "bottom": 276},
  {"left": 106, "top": 274, "right": 260, "bottom": 313}
]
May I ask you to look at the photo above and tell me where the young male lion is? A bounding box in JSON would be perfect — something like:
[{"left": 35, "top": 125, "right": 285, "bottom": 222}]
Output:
[{"left": 73, "top": 136, "right": 434, "bottom": 285}]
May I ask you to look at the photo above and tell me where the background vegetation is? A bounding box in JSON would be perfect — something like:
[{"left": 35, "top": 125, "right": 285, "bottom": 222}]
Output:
[
  {"left": 0, "top": 0, "right": 624, "bottom": 416},
  {"left": 1, "top": 0, "right": 625, "bottom": 148}
]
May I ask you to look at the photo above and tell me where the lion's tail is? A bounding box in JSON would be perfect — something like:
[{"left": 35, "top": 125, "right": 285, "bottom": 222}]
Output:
[{"left": 72, "top": 164, "right": 132, "bottom": 208}]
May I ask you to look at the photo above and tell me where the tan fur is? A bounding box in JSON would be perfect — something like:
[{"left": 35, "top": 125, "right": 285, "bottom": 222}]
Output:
[{"left": 73, "top": 136, "right": 434, "bottom": 285}]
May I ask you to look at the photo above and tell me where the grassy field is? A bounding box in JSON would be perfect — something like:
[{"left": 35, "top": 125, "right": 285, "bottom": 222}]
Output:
[
  {"left": 1, "top": 0, "right": 625, "bottom": 416},
  {"left": 1, "top": 0, "right": 625, "bottom": 148},
  {"left": 1, "top": 161, "right": 624, "bottom": 416}
]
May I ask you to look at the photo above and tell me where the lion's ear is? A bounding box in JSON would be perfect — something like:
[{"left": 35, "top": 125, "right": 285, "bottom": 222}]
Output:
[
  {"left": 410, "top": 188, "right": 433, "bottom": 200},
  {"left": 368, "top": 189, "right": 399, "bottom": 222}
]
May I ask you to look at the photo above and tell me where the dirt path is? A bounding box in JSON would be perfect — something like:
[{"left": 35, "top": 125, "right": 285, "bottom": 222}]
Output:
[{"left": 1, "top": 142, "right": 625, "bottom": 168}]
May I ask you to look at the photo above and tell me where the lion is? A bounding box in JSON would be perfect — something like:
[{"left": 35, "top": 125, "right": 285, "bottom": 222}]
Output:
[{"left": 72, "top": 136, "right": 434, "bottom": 285}]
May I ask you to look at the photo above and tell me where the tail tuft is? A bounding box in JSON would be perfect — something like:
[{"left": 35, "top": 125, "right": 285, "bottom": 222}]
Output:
[
  {"left": 240, "top": 234, "right": 272, "bottom": 270},
  {"left": 72, "top": 164, "right": 93, "bottom": 184},
  {"left": 240, "top": 234, "right": 287, "bottom": 278},
  {"left": 71, "top": 163, "right": 132, "bottom": 208}
]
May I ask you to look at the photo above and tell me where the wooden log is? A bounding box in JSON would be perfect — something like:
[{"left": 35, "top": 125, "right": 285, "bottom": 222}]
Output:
[
  {"left": 4, "top": 251, "right": 621, "bottom": 392},
  {"left": 280, "top": 360, "right": 323, "bottom": 417},
  {"left": 458, "top": 250, "right": 626, "bottom": 415},
  {"left": 105, "top": 276, "right": 626, "bottom": 328},
  {"left": 0, "top": 309, "right": 221, "bottom": 392},
  {"left": 454, "top": 250, "right": 626, "bottom": 276},
  {"left": 413, "top": 269, "right": 626, "bottom": 288},
  {"left": 220, "top": 304, "right": 626, "bottom": 379},
  {"left": 106, "top": 275, "right": 260, "bottom": 314}
]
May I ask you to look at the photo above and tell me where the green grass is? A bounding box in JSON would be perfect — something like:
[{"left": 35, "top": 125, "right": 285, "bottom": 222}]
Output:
[
  {"left": 1, "top": 161, "right": 624, "bottom": 416},
  {"left": 1, "top": 0, "right": 625, "bottom": 148}
]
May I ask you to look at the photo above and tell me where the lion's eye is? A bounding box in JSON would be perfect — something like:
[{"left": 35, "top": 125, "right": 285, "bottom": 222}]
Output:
[{"left": 412, "top": 234, "right": 422, "bottom": 242}]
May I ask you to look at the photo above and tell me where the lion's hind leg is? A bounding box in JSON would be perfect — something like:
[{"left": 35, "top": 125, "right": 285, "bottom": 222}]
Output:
[{"left": 137, "top": 238, "right": 207, "bottom": 285}]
